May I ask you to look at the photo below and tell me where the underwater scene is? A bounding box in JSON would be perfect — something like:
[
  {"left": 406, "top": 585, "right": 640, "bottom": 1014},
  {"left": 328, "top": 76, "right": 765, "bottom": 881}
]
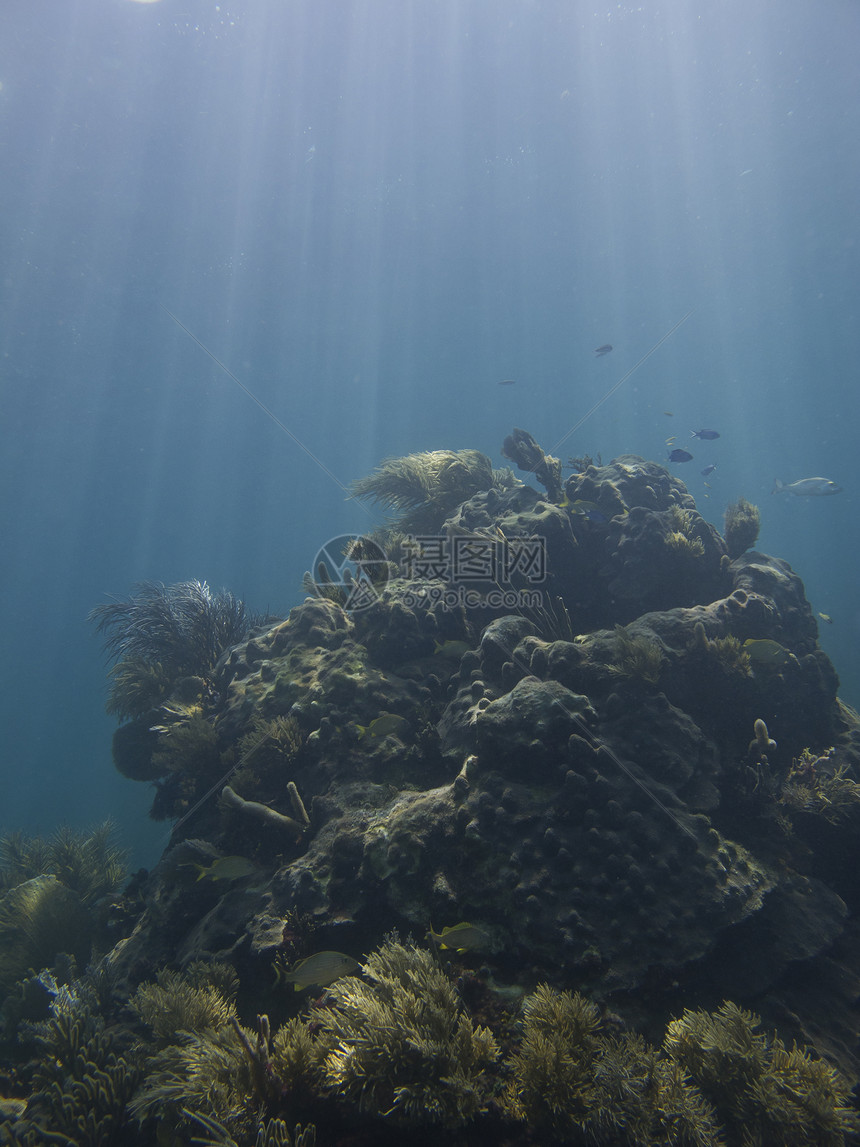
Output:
[{"left": 2, "top": 1, "right": 860, "bottom": 1144}]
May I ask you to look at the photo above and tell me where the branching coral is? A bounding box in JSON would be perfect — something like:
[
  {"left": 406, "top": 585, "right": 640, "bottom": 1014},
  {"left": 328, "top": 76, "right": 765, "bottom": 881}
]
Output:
[
  {"left": 688, "top": 623, "right": 752, "bottom": 678},
  {"left": 505, "top": 984, "right": 721, "bottom": 1145},
  {"left": 779, "top": 756, "right": 860, "bottom": 824},
  {"left": 104, "top": 658, "right": 173, "bottom": 722},
  {"left": 0, "top": 877, "right": 91, "bottom": 996},
  {"left": 130, "top": 964, "right": 239, "bottom": 1044},
  {"left": 233, "top": 715, "right": 303, "bottom": 792},
  {"left": 502, "top": 427, "right": 564, "bottom": 503},
  {"left": 185, "top": 1109, "right": 317, "bottom": 1147},
  {"left": 220, "top": 783, "right": 310, "bottom": 838},
  {"left": 664, "top": 1001, "right": 859, "bottom": 1146},
  {"left": 129, "top": 1020, "right": 260, "bottom": 1136},
  {"left": 129, "top": 969, "right": 263, "bottom": 1140},
  {"left": 314, "top": 936, "right": 499, "bottom": 1127},
  {"left": 151, "top": 704, "right": 221, "bottom": 779},
  {"left": 8, "top": 978, "right": 140, "bottom": 1146}
]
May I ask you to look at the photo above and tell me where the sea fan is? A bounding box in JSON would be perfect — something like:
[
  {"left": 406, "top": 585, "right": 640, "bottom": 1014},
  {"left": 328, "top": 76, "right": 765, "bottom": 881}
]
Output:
[{"left": 90, "top": 580, "right": 263, "bottom": 679}]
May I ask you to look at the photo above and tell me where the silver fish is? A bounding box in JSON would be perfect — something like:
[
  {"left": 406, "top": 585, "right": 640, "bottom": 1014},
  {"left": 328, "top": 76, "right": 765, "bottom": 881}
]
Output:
[{"left": 772, "top": 477, "right": 842, "bottom": 497}]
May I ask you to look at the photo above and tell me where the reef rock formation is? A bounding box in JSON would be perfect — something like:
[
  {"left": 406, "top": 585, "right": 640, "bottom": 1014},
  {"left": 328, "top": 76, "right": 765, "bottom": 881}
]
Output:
[{"left": 101, "top": 443, "right": 860, "bottom": 1094}]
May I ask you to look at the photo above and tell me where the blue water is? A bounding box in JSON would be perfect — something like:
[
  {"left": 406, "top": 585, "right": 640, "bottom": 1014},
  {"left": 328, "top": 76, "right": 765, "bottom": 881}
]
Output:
[{"left": 2, "top": 0, "right": 858, "bottom": 866}]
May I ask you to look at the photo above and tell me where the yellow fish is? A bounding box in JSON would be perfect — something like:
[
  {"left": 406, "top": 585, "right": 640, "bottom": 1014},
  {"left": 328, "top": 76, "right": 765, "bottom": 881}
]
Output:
[
  {"left": 192, "top": 856, "right": 257, "bottom": 882},
  {"left": 356, "top": 714, "right": 411, "bottom": 741},
  {"left": 818, "top": 612, "right": 833, "bottom": 625},
  {"left": 275, "top": 951, "right": 359, "bottom": 991},
  {"left": 427, "top": 922, "right": 489, "bottom": 952},
  {"left": 742, "top": 638, "right": 795, "bottom": 667}
]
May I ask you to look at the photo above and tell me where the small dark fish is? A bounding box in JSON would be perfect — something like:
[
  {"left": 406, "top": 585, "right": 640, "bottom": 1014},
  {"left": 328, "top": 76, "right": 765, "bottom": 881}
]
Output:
[
  {"left": 594, "top": 344, "right": 613, "bottom": 356},
  {"left": 691, "top": 429, "right": 720, "bottom": 440},
  {"left": 498, "top": 379, "right": 516, "bottom": 386},
  {"left": 669, "top": 449, "right": 693, "bottom": 463},
  {"left": 701, "top": 464, "right": 717, "bottom": 476},
  {"left": 664, "top": 411, "right": 674, "bottom": 416}
]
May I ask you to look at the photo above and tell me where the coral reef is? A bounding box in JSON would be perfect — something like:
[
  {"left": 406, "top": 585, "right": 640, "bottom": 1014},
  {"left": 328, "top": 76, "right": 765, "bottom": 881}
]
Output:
[
  {"left": 8, "top": 429, "right": 860, "bottom": 1143},
  {"left": 92, "top": 440, "right": 860, "bottom": 1091}
]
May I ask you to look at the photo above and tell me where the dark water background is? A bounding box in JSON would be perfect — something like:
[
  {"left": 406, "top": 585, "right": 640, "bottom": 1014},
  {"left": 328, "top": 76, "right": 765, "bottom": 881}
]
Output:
[{"left": 1, "top": 0, "right": 858, "bottom": 867}]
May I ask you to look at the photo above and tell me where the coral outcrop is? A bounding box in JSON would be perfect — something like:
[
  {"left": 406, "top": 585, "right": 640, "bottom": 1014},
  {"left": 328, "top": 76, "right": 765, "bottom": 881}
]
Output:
[{"left": 6, "top": 434, "right": 860, "bottom": 1144}]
